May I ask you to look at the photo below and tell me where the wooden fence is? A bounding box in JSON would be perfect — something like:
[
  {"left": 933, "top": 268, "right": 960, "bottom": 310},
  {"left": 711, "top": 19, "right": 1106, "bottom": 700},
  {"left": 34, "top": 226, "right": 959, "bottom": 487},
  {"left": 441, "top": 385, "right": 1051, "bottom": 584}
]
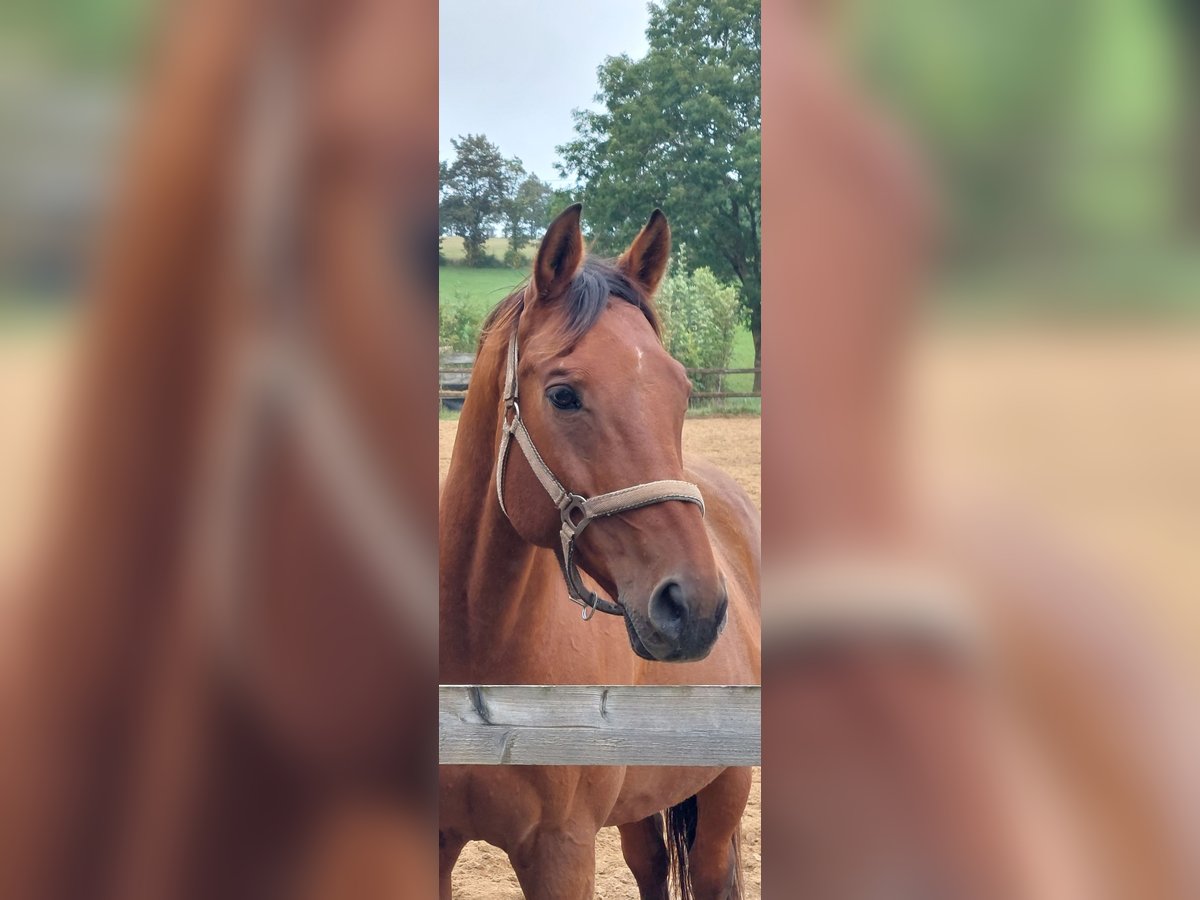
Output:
[
  {"left": 439, "top": 356, "right": 760, "bottom": 405},
  {"left": 439, "top": 684, "right": 760, "bottom": 766}
]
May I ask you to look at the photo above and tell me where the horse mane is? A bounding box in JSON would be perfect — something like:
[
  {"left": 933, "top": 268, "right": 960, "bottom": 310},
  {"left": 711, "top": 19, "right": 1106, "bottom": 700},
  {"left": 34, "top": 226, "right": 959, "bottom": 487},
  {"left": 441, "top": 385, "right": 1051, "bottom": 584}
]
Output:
[{"left": 479, "top": 255, "right": 661, "bottom": 353}]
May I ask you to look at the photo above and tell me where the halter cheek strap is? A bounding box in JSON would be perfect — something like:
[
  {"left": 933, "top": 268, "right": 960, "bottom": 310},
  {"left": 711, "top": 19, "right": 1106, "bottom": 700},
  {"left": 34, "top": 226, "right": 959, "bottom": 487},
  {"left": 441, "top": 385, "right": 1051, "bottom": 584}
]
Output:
[{"left": 495, "top": 311, "right": 705, "bottom": 620}]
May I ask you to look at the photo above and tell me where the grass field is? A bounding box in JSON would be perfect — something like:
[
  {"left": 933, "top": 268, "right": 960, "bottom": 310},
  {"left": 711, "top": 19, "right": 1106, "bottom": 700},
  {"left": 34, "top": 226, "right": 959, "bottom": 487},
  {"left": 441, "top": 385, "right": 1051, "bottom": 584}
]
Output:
[
  {"left": 438, "top": 266, "right": 529, "bottom": 315},
  {"left": 440, "top": 236, "right": 531, "bottom": 266},
  {"left": 438, "top": 265, "right": 760, "bottom": 411}
]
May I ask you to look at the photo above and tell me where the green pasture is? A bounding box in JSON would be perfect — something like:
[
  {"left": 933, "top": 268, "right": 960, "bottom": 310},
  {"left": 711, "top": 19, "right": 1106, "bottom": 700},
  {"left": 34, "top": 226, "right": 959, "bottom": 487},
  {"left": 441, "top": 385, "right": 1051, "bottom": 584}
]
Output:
[{"left": 439, "top": 266, "right": 530, "bottom": 316}]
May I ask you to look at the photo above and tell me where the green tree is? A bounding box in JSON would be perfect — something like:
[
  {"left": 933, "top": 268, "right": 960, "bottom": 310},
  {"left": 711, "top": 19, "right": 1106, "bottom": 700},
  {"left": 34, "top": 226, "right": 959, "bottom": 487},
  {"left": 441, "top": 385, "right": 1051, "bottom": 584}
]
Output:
[
  {"left": 440, "top": 134, "right": 521, "bottom": 266},
  {"left": 504, "top": 174, "right": 555, "bottom": 263},
  {"left": 557, "top": 0, "right": 761, "bottom": 384}
]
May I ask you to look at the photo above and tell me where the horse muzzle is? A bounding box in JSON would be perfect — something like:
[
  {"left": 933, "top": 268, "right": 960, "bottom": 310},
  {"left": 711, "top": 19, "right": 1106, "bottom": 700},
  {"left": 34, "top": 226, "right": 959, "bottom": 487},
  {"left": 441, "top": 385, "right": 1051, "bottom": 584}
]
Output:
[{"left": 623, "top": 575, "right": 729, "bottom": 662}]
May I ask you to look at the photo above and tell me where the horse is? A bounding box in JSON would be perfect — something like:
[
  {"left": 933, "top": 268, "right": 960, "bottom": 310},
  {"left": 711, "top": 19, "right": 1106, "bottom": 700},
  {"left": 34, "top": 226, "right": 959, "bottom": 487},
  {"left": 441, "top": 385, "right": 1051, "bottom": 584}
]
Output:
[{"left": 439, "top": 204, "right": 762, "bottom": 900}]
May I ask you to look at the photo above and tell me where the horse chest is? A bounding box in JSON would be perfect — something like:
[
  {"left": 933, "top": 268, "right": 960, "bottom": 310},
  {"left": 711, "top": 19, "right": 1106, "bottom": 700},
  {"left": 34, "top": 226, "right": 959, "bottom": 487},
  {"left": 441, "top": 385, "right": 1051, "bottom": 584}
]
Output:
[{"left": 440, "top": 765, "right": 625, "bottom": 849}]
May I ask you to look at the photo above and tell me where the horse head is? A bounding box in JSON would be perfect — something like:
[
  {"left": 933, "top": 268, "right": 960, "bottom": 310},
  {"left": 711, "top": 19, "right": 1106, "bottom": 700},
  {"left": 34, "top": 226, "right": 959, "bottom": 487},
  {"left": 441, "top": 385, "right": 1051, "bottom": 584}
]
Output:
[{"left": 494, "top": 204, "right": 729, "bottom": 661}]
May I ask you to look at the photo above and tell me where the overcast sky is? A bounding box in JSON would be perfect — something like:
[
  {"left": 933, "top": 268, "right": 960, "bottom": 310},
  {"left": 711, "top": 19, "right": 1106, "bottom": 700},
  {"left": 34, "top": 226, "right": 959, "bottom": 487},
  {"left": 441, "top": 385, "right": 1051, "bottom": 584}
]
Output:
[{"left": 439, "top": 0, "right": 652, "bottom": 185}]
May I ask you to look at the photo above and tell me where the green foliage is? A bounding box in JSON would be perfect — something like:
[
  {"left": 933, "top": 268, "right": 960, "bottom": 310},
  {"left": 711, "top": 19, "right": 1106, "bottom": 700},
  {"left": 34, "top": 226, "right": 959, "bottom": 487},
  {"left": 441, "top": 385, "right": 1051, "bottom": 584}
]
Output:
[
  {"left": 1, "top": 0, "right": 152, "bottom": 72},
  {"left": 504, "top": 174, "right": 555, "bottom": 257},
  {"left": 654, "top": 250, "right": 743, "bottom": 393},
  {"left": 440, "top": 137, "right": 560, "bottom": 269},
  {"left": 440, "top": 135, "right": 523, "bottom": 267},
  {"left": 852, "top": 0, "right": 1179, "bottom": 263},
  {"left": 549, "top": 188, "right": 582, "bottom": 218},
  {"left": 438, "top": 301, "right": 486, "bottom": 353},
  {"left": 502, "top": 246, "right": 529, "bottom": 268},
  {"left": 557, "top": 0, "right": 761, "bottom": 362}
]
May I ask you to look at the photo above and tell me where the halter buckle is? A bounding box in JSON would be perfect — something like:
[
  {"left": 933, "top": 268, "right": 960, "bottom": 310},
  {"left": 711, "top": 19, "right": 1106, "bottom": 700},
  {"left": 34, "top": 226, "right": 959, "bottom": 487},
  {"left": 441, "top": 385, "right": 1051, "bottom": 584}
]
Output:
[
  {"left": 502, "top": 399, "right": 520, "bottom": 433},
  {"left": 559, "top": 493, "right": 589, "bottom": 534}
]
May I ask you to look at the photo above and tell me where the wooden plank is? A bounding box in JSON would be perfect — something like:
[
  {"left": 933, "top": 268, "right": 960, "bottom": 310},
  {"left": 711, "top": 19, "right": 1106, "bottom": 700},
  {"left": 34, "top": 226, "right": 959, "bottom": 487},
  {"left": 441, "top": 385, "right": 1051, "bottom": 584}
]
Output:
[{"left": 439, "top": 684, "right": 760, "bottom": 766}]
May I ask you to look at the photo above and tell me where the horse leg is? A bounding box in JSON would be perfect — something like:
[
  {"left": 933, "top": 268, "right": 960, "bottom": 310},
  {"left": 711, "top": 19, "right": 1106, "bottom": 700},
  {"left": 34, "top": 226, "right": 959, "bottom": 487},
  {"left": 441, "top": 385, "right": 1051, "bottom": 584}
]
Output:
[
  {"left": 509, "top": 826, "right": 597, "bottom": 900},
  {"left": 688, "top": 767, "right": 752, "bottom": 900},
  {"left": 619, "top": 814, "right": 670, "bottom": 900},
  {"left": 438, "top": 830, "right": 466, "bottom": 900}
]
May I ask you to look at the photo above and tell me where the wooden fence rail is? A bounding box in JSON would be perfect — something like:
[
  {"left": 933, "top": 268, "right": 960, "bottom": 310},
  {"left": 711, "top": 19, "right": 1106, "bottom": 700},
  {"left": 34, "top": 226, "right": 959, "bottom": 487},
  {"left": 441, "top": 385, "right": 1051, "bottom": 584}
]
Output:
[{"left": 439, "top": 684, "right": 760, "bottom": 766}]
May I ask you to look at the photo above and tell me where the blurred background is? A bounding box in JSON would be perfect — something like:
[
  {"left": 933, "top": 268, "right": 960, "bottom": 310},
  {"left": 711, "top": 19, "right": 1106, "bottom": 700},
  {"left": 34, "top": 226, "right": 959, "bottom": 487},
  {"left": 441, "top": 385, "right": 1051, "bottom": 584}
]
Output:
[
  {"left": 853, "top": 0, "right": 1197, "bottom": 312},
  {"left": 0, "top": 0, "right": 441, "bottom": 896},
  {"left": 845, "top": 0, "right": 1200, "bottom": 662},
  {"left": 762, "top": 2, "right": 1199, "bottom": 894},
  {"left": 0, "top": 0, "right": 149, "bottom": 575}
]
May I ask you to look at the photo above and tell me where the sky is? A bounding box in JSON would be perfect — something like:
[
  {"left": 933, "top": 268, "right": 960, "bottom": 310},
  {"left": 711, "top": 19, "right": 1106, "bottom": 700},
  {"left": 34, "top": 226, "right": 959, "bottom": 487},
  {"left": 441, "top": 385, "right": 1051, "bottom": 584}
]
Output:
[{"left": 439, "top": 0, "right": 652, "bottom": 186}]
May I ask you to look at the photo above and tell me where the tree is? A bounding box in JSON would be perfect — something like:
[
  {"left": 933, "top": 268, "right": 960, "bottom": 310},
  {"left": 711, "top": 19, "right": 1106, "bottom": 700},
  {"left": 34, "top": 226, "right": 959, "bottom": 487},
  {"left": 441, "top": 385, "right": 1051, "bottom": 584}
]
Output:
[
  {"left": 440, "top": 134, "right": 522, "bottom": 266},
  {"left": 557, "top": 0, "right": 761, "bottom": 385},
  {"left": 504, "top": 174, "right": 555, "bottom": 261}
]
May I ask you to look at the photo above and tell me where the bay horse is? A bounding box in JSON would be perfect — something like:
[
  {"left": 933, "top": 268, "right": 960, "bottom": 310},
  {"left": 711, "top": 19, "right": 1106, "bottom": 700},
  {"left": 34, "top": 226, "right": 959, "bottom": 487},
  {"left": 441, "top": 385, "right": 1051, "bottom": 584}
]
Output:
[{"left": 439, "top": 204, "right": 762, "bottom": 899}]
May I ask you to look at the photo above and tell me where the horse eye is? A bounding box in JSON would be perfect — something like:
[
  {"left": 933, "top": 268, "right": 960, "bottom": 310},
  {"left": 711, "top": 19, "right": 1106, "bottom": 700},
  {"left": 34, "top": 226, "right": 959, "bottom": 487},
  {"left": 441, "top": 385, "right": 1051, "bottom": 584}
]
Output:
[{"left": 546, "top": 385, "right": 581, "bottom": 410}]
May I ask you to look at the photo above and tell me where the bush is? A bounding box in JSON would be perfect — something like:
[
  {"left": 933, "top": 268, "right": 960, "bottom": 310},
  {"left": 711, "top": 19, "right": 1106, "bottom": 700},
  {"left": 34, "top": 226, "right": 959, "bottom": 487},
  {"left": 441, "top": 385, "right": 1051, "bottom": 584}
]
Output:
[
  {"left": 503, "top": 245, "right": 533, "bottom": 268},
  {"left": 654, "top": 252, "right": 743, "bottom": 395},
  {"left": 474, "top": 251, "right": 505, "bottom": 268},
  {"left": 439, "top": 302, "right": 485, "bottom": 353}
]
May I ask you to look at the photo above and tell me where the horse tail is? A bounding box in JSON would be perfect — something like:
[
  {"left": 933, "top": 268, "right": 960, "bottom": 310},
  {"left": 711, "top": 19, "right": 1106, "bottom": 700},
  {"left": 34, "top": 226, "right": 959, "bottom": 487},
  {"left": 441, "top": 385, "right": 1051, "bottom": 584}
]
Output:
[
  {"left": 664, "top": 793, "right": 745, "bottom": 900},
  {"left": 730, "top": 821, "right": 745, "bottom": 900},
  {"left": 665, "top": 795, "right": 698, "bottom": 900}
]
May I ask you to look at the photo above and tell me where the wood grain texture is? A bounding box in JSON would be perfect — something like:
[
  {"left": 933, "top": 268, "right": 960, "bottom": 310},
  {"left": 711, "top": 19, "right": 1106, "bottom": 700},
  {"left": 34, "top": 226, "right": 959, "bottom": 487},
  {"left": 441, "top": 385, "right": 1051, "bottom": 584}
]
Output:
[{"left": 439, "top": 684, "right": 760, "bottom": 765}]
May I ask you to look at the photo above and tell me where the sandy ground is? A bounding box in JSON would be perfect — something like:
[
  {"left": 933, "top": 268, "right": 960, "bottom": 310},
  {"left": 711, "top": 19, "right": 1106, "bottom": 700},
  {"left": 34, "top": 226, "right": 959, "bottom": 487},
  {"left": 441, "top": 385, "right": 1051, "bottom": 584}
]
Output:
[{"left": 908, "top": 324, "right": 1200, "bottom": 663}]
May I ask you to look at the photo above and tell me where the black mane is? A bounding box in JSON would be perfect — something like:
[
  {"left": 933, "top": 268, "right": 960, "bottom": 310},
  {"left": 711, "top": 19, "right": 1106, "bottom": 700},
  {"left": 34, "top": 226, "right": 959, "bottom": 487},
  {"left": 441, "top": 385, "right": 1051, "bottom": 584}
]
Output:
[{"left": 480, "top": 256, "right": 661, "bottom": 349}]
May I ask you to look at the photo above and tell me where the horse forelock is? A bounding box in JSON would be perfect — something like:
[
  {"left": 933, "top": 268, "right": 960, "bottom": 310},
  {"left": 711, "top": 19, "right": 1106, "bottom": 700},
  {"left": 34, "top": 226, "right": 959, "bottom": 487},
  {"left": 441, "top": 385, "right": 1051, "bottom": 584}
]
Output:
[{"left": 479, "top": 256, "right": 661, "bottom": 357}]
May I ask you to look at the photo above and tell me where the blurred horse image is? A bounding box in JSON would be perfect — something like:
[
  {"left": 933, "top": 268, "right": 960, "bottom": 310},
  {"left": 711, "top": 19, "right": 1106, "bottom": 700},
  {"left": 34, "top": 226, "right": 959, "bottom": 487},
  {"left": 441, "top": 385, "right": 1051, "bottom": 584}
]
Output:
[
  {"left": 760, "top": 1, "right": 1200, "bottom": 897},
  {"left": 0, "top": 0, "right": 439, "bottom": 897}
]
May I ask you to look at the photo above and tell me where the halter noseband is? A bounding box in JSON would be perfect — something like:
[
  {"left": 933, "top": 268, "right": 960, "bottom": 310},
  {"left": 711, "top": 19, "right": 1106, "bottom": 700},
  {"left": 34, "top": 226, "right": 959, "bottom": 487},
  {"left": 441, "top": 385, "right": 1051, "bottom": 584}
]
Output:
[{"left": 495, "top": 304, "right": 706, "bottom": 620}]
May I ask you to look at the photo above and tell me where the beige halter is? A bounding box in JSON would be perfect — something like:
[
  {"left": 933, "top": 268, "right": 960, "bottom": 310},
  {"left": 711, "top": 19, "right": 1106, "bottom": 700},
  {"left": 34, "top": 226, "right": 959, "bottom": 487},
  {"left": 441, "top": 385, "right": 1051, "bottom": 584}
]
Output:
[{"left": 495, "top": 306, "right": 705, "bottom": 620}]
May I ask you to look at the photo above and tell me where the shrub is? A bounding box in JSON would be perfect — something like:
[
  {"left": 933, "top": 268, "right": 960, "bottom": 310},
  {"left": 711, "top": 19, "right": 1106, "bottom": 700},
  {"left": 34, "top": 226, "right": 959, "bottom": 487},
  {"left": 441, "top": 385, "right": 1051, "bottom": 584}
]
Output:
[
  {"left": 439, "top": 302, "right": 485, "bottom": 353},
  {"left": 654, "top": 251, "right": 743, "bottom": 395},
  {"left": 503, "top": 246, "right": 533, "bottom": 269}
]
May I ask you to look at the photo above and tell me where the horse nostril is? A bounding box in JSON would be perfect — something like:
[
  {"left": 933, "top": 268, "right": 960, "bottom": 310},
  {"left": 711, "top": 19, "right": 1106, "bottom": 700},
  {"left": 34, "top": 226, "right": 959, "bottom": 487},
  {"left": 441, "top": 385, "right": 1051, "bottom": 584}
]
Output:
[
  {"left": 648, "top": 579, "right": 690, "bottom": 639},
  {"left": 715, "top": 594, "right": 729, "bottom": 634}
]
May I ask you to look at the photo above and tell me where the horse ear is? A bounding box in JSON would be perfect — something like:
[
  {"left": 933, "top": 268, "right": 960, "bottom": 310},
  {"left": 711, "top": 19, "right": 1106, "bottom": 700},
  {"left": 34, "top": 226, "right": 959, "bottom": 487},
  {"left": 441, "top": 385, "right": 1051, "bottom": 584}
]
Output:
[
  {"left": 532, "top": 203, "right": 584, "bottom": 300},
  {"left": 619, "top": 209, "right": 671, "bottom": 295}
]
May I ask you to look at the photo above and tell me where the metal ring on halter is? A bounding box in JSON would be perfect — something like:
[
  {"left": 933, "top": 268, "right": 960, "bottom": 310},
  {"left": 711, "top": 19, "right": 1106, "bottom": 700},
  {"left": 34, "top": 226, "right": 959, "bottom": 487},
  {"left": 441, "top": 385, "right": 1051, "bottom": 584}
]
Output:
[{"left": 560, "top": 493, "right": 589, "bottom": 534}]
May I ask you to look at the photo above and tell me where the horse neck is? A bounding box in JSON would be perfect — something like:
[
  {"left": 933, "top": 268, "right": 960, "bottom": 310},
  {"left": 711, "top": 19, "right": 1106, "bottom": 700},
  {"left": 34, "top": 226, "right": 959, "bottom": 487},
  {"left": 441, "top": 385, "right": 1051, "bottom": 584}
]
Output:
[{"left": 439, "top": 332, "right": 557, "bottom": 676}]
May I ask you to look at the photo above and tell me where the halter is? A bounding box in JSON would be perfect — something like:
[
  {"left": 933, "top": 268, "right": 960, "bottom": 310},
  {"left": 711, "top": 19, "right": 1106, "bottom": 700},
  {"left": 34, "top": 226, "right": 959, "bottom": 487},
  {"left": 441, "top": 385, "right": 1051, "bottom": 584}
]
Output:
[{"left": 495, "top": 304, "right": 706, "bottom": 620}]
